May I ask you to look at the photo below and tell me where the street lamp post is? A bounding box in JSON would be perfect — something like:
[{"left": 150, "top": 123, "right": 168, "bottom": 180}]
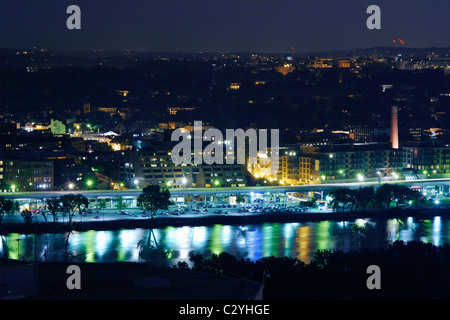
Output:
[
  {"left": 16, "top": 238, "right": 21, "bottom": 260},
  {"left": 213, "top": 180, "right": 220, "bottom": 205},
  {"left": 262, "top": 268, "right": 271, "bottom": 299}
]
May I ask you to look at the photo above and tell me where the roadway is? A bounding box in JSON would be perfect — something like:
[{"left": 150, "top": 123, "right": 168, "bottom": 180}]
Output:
[{"left": 2, "top": 177, "right": 450, "bottom": 200}]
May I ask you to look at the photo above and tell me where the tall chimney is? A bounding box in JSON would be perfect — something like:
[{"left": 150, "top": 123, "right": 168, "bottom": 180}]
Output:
[{"left": 390, "top": 106, "right": 399, "bottom": 149}]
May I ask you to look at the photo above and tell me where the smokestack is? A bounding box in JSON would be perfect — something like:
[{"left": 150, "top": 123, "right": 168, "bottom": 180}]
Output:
[{"left": 390, "top": 106, "right": 399, "bottom": 149}]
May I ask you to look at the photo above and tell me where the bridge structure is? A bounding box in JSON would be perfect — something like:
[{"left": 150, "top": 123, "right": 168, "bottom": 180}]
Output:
[{"left": 2, "top": 178, "right": 449, "bottom": 210}]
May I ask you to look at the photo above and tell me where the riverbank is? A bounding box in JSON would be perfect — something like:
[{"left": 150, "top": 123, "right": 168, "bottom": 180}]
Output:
[
  {"left": 0, "top": 258, "right": 262, "bottom": 300},
  {"left": 0, "top": 207, "right": 448, "bottom": 234}
]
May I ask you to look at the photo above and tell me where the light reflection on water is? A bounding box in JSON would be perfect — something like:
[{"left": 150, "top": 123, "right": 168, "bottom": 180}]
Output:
[{"left": 1, "top": 216, "right": 449, "bottom": 266}]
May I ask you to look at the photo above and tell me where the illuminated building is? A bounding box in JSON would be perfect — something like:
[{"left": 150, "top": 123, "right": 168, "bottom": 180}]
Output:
[
  {"left": 312, "top": 58, "right": 333, "bottom": 69},
  {"left": 402, "top": 141, "right": 450, "bottom": 174},
  {"left": 353, "top": 127, "right": 390, "bottom": 143},
  {"left": 335, "top": 60, "right": 351, "bottom": 68},
  {"left": 116, "top": 90, "right": 129, "bottom": 102},
  {"left": 167, "top": 106, "right": 196, "bottom": 115},
  {"left": 421, "top": 57, "right": 450, "bottom": 73},
  {"left": 47, "top": 119, "right": 66, "bottom": 135},
  {"left": 0, "top": 157, "right": 54, "bottom": 191},
  {"left": 132, "top": 149, "right": 248, "bottom": 188},
  {"left": 247, "top": 151, "right": 275, "bottom": 180},
  {"left": 98, "top": 107, "right": 118, "bottom": 115},
  {"left": 83, "top": 103, "right": 91, "bottom": 114},
  {"left": 281, "top": 149, "right": 300, "bottom": 185},
  {"left": 229, "top": 83, "right": 241, "bottom": 90},
  {"left": 298, "top": 143, "right": 402, "bottom": 184},
  {"left": 275, "top": 63, "right": 295, "bottom": 75}
]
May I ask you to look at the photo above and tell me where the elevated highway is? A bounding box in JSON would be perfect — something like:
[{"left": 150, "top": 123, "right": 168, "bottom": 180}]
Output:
[{"left": 2, "top": 178, "right": 450, "bottom": 200}]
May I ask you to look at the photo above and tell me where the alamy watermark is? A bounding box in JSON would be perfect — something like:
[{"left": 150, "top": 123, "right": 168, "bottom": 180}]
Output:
[
  {"left": 366, "top": 265, "right": 381, "bottom": 290},
  {"left": 66, "top": 265, "right": 81, "bottom": 290},
  {"left": 65, "top": 5, "right": 380, "bottom": 31},
  {"left": 170, "top": 121, "right": 280, "bottom": 175}
]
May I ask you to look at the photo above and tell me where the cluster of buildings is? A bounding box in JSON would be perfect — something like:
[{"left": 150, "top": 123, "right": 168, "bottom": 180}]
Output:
[
  {"left": 1, "top": 49, "right": 450, "bottom": 192},
  {"left": 248, "top": 140, "right": 450, "bottom": 186},
  {"left": 248, "top": 106, "right": 450, "bottom": 185},
  {"left": 2, "top": 109, "right": 450, "bottom": 193},
  {"left": 2, "top": 118, "right": 450, "bottom": 192}
]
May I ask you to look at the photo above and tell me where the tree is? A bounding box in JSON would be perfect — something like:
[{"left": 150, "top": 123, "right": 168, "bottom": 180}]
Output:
[
  {"left": 12, "top": 201, "right": 20, "bottom": 213},
  {"left": 301, "top": 196, "right": 317, "bottom": 208},
  {"left": 0, "top": 197, "right": 14, "bottom": 225},
  {"left": 236, "top": 195, "right": 245, "bottom": 204},
  {"left": 97, "top": 199, "right": 107, "bottom": 210},
  {"left": 374, "top": 184, "right": 418, "bottom": 209},
  {"left": 374, "top": 184, "right": 393, "bottom": 209},
  {"left": 355, "top": 187, "right": 375, "bottom": 211},
  {"left": 46, "top": 198, "right": 62, "bottom": 223},
  {"left": 137, "top": 185, "right": 173, "bottom": 219},
  {"left": 309, "top": 196, "right": 318, "bottom": 207},
  {"left": 60, "top": 194, "right": 88, "bottom": 224},
  {"left": 21, "top": 209, "right": 33, "bottom": 224},
  {"left": 40, "top": 208, "right": 48, "bottom": 223},
  {"left": 74, "top": 194, "right": 89, "bottom": 221},
  {"left": 60, "top": 195, "right": 76, "bottom": 224},
  {"left": 115, "top": 196, "right": 128, "bottom": 210},
  {"left": 328, "top": 188, "right": 351, "bottom": 212},
  {"left": 391, "top": 184, "right": 419, "bottom": 207}
]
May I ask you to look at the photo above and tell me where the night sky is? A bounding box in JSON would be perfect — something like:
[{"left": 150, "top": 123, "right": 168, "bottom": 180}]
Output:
[{"left": 0, "top": 0, "right": 448, "bottom": 53}]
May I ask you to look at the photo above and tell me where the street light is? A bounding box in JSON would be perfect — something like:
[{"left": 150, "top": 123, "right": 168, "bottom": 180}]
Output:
[
  {"left": 357, "top": 174, "right": 364, "bottom": 182},
  {"left": 134, "top": 179, "right": 139, "bottom": 188},
  {"left": 68, "top": 183, "right": 75, "bottom": 190},
  {"left": 262, "top": 268, "right": 271, "bottom": 299}
]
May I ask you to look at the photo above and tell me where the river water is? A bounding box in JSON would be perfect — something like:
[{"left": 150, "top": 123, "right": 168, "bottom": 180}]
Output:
[{"left": 1, "top": 216, "right": 448, "bottom": 266}]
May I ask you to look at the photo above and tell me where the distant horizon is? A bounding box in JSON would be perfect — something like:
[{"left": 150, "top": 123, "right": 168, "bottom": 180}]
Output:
[
  {"left": 2, "top": 45, "right": 449, "bottom": 56},
  {"left": 0, "top": 1, "right": 448, "bottom": 54}
]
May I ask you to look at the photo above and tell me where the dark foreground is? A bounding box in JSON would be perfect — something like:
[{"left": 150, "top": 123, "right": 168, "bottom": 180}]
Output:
[
  {"left": 172, "top": 241, "right": 450, "bottom": 300},
  {"left": 0, "top": 258, "right": 261, "bottom": 300},
  {"left": 1, "top": 241, "right": 449, "bottom": 300}
]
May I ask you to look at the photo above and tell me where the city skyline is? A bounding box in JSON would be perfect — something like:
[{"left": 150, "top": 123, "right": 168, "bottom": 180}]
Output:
[{"left": 0, "top": 0, "right": 449, "bottom": 303}]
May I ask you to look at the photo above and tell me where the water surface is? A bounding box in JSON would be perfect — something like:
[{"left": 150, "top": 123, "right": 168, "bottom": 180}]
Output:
[{"left": 1, "top": 216, "right": 448, "bottom": 266}]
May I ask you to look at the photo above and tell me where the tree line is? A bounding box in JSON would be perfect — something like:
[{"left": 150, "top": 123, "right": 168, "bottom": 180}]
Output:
[
  {"left": 0, "top": 194, "right": 89, "bottom": 226},
  {"left": 328, "top": 184, "right": 421, "bottom": 213},
  {"left": 0, "top": 185, "right": 173, "bottom": 227},
  {"left": 173, "top": 241, "right": 450, "bottom": 299}
]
